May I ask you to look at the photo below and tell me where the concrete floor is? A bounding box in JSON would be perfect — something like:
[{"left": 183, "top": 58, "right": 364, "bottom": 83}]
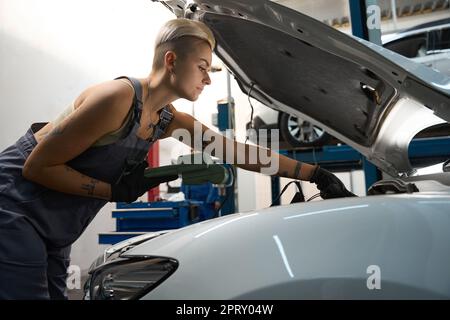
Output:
[{"left": 67, "top": 273, "right": 89, "bottom": 300}]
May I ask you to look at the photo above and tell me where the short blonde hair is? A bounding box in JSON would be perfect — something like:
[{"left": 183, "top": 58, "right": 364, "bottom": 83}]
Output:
[{"left": 152, "top": 18, "right": 216, "bottom": 71}]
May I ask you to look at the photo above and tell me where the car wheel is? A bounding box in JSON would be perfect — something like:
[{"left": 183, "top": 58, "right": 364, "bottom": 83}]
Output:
[{"left": 279, "top": 112, "right": 331, "bottom": 148}]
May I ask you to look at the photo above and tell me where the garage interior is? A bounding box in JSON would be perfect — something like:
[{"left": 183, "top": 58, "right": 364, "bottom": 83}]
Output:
[{"left": 0, "top": 0, "right": 449, "bottom": 300}]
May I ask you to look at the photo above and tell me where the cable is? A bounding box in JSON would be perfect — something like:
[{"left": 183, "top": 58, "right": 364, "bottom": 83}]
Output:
[
  {"left": 270, "top": 181, "right": 321, "bottom": 206},
  {"left": 270, "top": 180, "right": 299, "bottom": 207},
  {"left": 215, "top": 165, "right": 236, "bottom": 215},
  {"left": 244, "top": 83, "right": 256, "bottom": 145},
  {"left": 306, "top": 193, "right": 321, "bottom": 202}
]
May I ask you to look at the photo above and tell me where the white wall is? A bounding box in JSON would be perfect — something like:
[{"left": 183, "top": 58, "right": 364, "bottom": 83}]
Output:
[{"left": 0, "top": 0, "right": 175, "bottom": 271}]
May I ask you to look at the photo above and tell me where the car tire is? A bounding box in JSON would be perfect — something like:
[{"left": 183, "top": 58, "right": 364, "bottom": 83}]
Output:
[{"left": 279, "top": 112, "right": 331, "bottom": 148}]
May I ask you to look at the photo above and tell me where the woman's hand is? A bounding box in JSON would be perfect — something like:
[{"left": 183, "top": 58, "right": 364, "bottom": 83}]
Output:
[
  {"left": 110, "top": 160, "right": 178, "bottom": 203},
  {"left": 309, "top": 166, "right": 356, "bottom": 199}
]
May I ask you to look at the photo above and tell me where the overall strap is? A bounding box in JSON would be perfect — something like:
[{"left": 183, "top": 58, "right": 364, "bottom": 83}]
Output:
[
  {"left": 114, "top": 76, "right": 143, "bottom": 123},
  {"left": 114, "top": 76, "right": 174, "bottom": 143},
  {"left": 151, "top": 106, "right": 174, "bottom": 142}
]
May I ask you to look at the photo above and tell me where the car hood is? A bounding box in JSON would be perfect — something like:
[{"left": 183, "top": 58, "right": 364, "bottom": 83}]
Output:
[
  {"left": 122, "top": 194, "right": 450, "bottom": 299},
  {"left": 155, "top": 0, "right": 450, "bottom": 177}
]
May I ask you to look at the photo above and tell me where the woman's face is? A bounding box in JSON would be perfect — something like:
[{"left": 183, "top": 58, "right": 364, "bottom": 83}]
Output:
[{"left": 170, "top": 39, "right": 212, "bottom": 101}]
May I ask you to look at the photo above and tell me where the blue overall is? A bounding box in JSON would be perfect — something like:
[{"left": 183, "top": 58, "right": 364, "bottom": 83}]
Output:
[{"left": 0, "top": 77, "right": 173, "bottom": 299}]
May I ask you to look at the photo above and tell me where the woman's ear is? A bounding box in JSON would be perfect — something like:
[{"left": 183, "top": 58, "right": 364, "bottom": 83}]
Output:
[{"left": 164, "top": 51, "right": 177, "bottom": 74}]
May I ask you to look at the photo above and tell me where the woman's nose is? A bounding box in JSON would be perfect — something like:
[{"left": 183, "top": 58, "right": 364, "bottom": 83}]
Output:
[{"left": 203, "top": 72, "right": 211, "bottom": 85}]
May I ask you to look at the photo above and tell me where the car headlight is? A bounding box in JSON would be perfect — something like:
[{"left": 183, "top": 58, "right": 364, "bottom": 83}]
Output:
[{"left": 89, "top": 257, "right": 178, "bottom": 300}]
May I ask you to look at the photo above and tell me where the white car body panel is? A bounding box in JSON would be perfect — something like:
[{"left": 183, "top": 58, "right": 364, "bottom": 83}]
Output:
[{"left": 120, "top": 192, "right": 450, "bottom": 299}]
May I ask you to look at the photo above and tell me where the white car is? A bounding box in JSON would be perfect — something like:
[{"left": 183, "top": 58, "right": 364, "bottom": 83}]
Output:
[
  {"left": 84, "top": 0, "right": 450, "bottom": 299},
  {"left": 382, "top": 18, "right": 450, "bottom": 77}
]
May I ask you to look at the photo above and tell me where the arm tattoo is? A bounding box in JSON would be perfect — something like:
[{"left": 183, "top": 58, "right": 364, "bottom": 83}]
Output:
[
  {"left": 81, "top": 179, "right": 99, "bottom": 196},
  {"left": 294, "top": 162, "right": 302, "bottom": 179}
]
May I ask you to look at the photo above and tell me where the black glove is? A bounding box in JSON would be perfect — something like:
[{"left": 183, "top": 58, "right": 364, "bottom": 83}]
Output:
[
  {"left": 309, "top": 166, "right": 356, "bottom": 199},
  {"left": 111, "top": 160, "right": 178, "bottom": 203}
]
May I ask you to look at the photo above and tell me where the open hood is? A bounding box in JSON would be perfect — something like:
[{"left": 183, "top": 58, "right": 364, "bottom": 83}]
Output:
[{"left": 153, "top": 0, "right": 450, "bottom": 177}]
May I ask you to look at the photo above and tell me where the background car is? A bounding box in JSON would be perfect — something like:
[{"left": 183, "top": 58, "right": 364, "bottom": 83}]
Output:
[
  {"left": 246, "top": 101, "right": 333, "bottom": 149},
  {"left": 382, "top": 18, "right": 450, "bottom": 77}
]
